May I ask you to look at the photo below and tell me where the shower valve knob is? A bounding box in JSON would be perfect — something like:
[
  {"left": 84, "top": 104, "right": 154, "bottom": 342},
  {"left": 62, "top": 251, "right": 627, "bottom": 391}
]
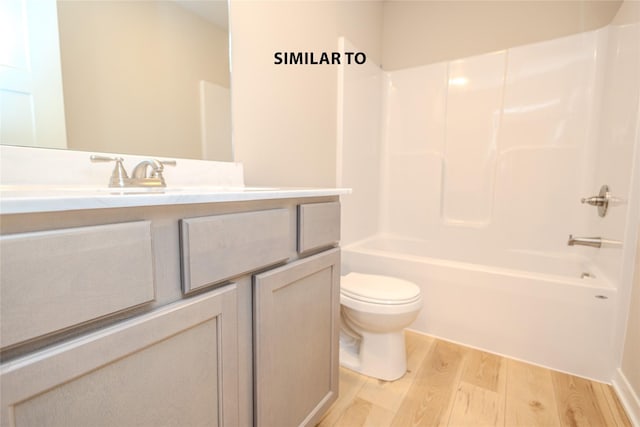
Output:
[
  {"left": 581, "top": 185, "right": 610, "bottom": 217},
  {"left": 581, "top": 196, "right": 607, "bottom": 207}
]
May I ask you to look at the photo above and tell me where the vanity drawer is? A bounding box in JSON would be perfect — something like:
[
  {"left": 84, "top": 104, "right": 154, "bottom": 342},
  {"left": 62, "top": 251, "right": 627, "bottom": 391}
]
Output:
[
  {"left": 0, "top": 221, "right": 155, "bottom": 350},
  {"left": 297, "top": 202, "right": 341, "bottom": 254},
  {"left": 180, "top": 209, "right": 290, "bottom": 294}
]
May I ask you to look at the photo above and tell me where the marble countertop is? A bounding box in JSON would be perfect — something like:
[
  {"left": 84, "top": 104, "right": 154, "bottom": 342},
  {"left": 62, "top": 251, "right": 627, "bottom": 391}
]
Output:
[{"left": 0, "top": 186, "right": 351, "bottom": 214}]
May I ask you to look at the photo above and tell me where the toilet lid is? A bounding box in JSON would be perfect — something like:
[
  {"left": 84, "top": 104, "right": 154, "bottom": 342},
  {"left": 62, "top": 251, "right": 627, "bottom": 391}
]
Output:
[{"left": 341, "top": 272, "right": 421, "bottom": 305}]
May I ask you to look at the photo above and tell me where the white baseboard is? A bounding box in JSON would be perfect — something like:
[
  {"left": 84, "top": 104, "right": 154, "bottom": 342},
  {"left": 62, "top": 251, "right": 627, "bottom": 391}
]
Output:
[{"left": 613, "top": 369, "right": 640, "bottom": 427}]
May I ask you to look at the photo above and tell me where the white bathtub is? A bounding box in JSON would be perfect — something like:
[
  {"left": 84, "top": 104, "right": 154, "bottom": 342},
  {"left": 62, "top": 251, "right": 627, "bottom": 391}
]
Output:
[{"left": 342, "top": 235, "right": 617, "bottom": 382}]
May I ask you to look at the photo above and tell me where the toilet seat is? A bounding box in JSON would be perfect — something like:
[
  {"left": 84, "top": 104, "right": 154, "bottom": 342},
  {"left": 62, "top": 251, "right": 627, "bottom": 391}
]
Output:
[{"left": 341, "top": 272, "right": 421, "bottom": 305}]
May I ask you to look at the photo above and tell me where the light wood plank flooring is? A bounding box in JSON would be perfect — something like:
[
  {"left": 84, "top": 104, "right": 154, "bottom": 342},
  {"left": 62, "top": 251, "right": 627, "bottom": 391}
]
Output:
[{"left": 319, "top": 331, "right": 631, "bottom": 427}]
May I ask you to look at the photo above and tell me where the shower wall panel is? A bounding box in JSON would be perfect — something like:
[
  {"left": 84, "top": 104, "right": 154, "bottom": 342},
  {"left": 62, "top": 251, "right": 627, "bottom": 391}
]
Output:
[
  {"left": 443, "top": 52, "right": 505, "bottom": 226},
  {"left": 589, "top": 22, "right": 640, "bottom": 284},
  {"left": 338, "top": 38, "right": 383, "bottom": 245},
  {"left": 382, "top": 29, "right": 602, "bottom": 255},
  {"left": 383, "top": 65, "right": 447, "bottom": 154}
]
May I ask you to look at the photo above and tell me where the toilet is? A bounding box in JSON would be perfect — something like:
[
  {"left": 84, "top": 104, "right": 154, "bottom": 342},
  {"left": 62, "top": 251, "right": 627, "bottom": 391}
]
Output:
[{"left": 339, "top": 272, "right": 422, "bottom": 381}]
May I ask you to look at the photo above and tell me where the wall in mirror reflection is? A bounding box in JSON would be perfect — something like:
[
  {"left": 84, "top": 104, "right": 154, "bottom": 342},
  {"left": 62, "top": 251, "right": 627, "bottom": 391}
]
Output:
[{"left": 58, "top": 1, "right": 231, "bottom": 160}]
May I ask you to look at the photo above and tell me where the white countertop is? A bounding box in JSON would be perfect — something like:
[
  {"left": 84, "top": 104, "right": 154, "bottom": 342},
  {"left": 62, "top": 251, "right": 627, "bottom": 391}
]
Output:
[
  {"left": 0, "top": 186, "right": 351, "bottom": 215},
  {"left": 0, "top": 146, "right": 350, "bottom": 215}
]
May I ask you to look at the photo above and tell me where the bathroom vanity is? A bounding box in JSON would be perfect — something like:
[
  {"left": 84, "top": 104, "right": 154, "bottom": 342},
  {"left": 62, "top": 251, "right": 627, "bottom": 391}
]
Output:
[{"left": 0, "top": 186, "right": 345, "bottom": 427}]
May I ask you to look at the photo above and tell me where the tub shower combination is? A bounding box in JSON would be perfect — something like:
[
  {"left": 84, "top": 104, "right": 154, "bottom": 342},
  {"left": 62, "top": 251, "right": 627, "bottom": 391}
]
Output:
[{"left": 338, "top": 17, "right": 639, "bottom": 382}]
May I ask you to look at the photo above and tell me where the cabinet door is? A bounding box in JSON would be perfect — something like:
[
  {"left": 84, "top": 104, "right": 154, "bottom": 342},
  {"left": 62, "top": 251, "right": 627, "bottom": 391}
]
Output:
[
  {"left": 0, "top": 285, "right": 239, "bottom": 427},
  {"left": 254, "top": 249, "right": 340, "bottom": 427}
]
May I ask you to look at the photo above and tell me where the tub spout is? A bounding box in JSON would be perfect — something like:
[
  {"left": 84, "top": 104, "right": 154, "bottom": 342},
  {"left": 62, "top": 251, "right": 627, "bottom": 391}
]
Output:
[
  {"left": 568, "top": 235, "right": 602, "bottom": 248},
  {"left": 567, "top": 235, "right": 622, "bottom": 248}
]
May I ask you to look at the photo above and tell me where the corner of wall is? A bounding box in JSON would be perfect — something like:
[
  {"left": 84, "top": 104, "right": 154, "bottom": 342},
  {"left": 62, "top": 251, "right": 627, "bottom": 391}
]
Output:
[{"left": 613, "top": 368, "right": 640, "bottom": 427}]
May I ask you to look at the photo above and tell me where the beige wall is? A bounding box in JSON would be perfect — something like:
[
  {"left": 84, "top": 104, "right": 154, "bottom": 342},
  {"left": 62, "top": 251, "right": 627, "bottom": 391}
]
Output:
[
  {"left": 612, "top": 0, "right": 640, "bottom": 24},
  {"left": 382, "top": 0, "right": 622, "bottom": 70},
  {"left": 622, "top": 225, "right": 640, "bottom": 406},
  {"left": 230, "top": 0, "right": 383, "bottom": 187},
  {"left": 58, "top": 1, "right": 229, "bottom": 159}
]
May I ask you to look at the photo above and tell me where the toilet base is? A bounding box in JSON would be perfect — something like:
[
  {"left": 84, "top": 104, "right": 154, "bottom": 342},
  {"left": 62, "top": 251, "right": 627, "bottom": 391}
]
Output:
[{"left": 339, "top": 329, "right": 408, "bottom": 381}]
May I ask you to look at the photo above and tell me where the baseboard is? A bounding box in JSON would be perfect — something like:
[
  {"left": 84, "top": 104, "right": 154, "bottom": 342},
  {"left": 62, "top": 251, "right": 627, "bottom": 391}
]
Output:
[{"left": 613, "top": 369, "right": 640, "bottom": 427}]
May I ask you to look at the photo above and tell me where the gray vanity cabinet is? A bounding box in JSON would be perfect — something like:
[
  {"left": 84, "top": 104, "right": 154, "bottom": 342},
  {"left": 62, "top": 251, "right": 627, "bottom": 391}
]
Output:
[
  {"left": 253, "top": 248, "right": 340, "bottom": 427},
  {"left": 0, "top": 196, "right": 341, "bottom": 427},
  {"left": 0, "top": 284, "right": 239, "bottom": 427}
]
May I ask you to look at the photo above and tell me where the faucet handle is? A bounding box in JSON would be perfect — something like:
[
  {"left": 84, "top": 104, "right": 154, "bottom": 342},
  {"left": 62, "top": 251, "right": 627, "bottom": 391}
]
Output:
[
  {"left": 155, "top": 160, "right": 176, "bottom": 185},
  {"left": 90, "top": 155, "right": 129, "bottom": 187},
  {"left": 152, "top": 159, "right": 176, "bottom": 176}
]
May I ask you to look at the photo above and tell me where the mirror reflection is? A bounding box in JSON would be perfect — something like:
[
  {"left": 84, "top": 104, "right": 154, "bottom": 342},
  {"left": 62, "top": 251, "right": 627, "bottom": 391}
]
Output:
[{"left": 0, "top": 0, "right": 232, "bottom": 161}]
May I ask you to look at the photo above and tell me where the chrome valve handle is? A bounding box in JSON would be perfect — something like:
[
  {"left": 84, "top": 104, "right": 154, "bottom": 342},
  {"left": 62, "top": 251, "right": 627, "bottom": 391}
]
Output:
[{"left": 580, "top": 185, "right": 610, "bottom": 217}]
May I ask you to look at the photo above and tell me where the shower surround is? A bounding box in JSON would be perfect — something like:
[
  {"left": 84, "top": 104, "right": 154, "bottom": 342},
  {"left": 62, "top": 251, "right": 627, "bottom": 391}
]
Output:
[{"left": 338, "top": 18, "right": 640, "bottom": 383}]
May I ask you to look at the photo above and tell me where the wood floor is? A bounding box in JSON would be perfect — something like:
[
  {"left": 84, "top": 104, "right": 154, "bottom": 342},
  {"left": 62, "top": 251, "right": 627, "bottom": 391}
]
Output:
[{"left": 319, "top": 331, "right": 631, "bottom": 427}]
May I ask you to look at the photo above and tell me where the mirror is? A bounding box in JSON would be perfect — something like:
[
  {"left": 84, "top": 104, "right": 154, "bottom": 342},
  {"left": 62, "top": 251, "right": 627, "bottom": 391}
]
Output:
[{"left": 0, "top": 0, "right": 232, "bottom": 161}]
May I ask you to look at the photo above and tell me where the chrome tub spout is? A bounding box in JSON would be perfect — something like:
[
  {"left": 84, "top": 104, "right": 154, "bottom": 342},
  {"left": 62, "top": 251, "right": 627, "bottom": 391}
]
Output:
[
  {"left": 567, "top": 235, "right": 602, "bottom": 248},
  {"left": 567, "top": 235, "right": 622, "bottom": 249}
]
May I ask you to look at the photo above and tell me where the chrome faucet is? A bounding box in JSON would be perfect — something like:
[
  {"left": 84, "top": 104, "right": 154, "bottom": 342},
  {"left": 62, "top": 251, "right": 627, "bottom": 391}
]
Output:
[
  {"left": 130, "top": 159, "right": 176, "bottom": 187},
  {"left": 90, "top": 155, "right": 176, "bottom": 188},
  {"left": 567, "top": 235, "right": 622, "bottom": 249}
]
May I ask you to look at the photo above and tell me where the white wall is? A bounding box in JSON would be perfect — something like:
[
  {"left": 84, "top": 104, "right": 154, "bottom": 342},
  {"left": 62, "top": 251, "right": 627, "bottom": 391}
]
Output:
[
  {"left": 382, "top": 0, "right": 622, "bottom": 70},
  {"left": 230, "top": 0, "right": 382, "bottom": 187}
]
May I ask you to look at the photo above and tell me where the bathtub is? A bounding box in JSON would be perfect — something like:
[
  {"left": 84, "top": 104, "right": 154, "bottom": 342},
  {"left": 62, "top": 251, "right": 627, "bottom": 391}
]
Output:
[{"left": 342, "top": 235, "right": 617, "bottom": 382}]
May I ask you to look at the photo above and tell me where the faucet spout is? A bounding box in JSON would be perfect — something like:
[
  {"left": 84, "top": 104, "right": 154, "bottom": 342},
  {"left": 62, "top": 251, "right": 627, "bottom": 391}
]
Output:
[
  {"left": 567, "top": 235, "right": 623, "bottom": 249},
  {"left": 130, "top": 159, "right": 177, "bottom": 187},
  {"left": 567, "top": 235, "right": 603, "bottom": 248},
  {"left": 131, "top": 159, "right": 164, "bottom": 180}
]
